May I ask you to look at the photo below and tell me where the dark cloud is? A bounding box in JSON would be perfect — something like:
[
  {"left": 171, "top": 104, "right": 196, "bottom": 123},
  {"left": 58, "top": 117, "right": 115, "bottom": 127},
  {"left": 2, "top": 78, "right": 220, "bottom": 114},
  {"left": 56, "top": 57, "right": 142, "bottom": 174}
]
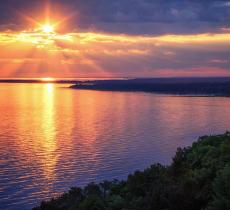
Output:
[{"left": 0, "top": 0, "right": 229, "bottom": 34}]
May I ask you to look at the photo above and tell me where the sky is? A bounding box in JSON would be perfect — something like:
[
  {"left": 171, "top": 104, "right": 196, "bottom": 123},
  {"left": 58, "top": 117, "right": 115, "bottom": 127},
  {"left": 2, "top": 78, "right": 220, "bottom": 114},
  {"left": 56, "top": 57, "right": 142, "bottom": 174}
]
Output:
[{"left": 0, "top": 0, "right": 229, "bottom": 78}]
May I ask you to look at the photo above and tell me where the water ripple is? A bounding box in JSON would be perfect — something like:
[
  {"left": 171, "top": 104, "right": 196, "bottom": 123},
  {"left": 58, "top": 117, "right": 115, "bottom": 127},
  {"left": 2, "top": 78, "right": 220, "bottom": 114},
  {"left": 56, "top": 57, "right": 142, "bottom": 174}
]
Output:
[{"left": 0, "top": 84, "right": 230, "bottom": 210}]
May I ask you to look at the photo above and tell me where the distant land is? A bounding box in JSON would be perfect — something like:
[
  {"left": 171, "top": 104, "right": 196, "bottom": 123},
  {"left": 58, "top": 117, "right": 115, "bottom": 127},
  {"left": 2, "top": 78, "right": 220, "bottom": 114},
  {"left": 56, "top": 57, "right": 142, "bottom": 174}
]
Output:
[
  {"left": 1, "top": 77, "right": 230, "bottom": 96},
  {"left": 71, "top": 77, "right": 230, "bottom": 96},
  {"left": 0, "top": 78, "right": 81, "bottom": 84}
]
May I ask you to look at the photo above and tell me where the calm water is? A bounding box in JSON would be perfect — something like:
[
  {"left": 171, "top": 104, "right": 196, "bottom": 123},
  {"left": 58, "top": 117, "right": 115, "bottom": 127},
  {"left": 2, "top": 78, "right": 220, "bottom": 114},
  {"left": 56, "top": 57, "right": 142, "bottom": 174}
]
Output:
[{"left": 0, "top": 83, "right": 230, "bottom": 210}]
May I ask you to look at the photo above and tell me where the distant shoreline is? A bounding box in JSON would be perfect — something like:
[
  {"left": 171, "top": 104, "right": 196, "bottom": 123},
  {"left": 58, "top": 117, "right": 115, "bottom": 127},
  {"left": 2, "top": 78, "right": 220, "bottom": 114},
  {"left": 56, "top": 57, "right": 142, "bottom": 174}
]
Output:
[
  {"left": 0, "top": 78, "right": 128, "bottom": 84},
  {"left": 70, "top": 78, "right": 230, "bottom": 97},
  {"left": 0, "top": 79, "right": 76, "bottom": 84},
  {"left": 1, "top": 77, "right": 230, "bottom": 84},
  {"left": 1, "top": 78, "right": 230, "bottom": 97}
]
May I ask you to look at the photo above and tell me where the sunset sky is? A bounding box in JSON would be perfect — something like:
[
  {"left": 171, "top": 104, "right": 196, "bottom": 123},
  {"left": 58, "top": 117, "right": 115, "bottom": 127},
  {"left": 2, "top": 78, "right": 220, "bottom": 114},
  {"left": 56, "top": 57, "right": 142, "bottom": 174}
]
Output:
[{"left": 0, "top": 0, "right": 229, "bottom": 78}]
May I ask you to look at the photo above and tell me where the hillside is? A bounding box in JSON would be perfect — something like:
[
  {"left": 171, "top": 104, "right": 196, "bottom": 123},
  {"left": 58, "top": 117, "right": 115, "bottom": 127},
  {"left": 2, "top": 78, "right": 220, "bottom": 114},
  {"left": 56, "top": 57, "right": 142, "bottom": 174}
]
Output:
[{"left": 33, "top": 132, "right": 230, "bottom": 210}]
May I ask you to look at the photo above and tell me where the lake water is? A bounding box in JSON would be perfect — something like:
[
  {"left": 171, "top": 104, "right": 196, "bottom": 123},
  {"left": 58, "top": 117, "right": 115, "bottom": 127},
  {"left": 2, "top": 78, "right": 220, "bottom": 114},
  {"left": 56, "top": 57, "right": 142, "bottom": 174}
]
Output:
[{"left": 0, "top": 83, "right": 230, "bottom": 210}]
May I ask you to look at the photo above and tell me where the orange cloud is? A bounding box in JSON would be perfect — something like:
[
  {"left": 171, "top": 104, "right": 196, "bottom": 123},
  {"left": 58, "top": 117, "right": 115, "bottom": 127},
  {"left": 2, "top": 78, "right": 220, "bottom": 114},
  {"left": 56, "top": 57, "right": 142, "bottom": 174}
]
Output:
[{"left": 0, "top": 30, "right": 229, "bottom": 78}]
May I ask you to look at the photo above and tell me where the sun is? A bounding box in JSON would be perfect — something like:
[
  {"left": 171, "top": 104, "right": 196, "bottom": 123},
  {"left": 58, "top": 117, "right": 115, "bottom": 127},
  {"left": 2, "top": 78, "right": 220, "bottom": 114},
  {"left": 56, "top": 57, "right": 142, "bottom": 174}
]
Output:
[
  {"left": 40, "top": 77, "right": 55, "bottom": 82},
  {"left": 41, "top": 24, "right": 55, "bottom": 33}
]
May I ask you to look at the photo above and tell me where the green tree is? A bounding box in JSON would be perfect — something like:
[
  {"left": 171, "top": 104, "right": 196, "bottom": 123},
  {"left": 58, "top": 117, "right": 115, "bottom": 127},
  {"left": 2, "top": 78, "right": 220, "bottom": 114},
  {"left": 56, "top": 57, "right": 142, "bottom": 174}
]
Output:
[{"left": 206, "top": 165, "right": 230, "bottom": 210}]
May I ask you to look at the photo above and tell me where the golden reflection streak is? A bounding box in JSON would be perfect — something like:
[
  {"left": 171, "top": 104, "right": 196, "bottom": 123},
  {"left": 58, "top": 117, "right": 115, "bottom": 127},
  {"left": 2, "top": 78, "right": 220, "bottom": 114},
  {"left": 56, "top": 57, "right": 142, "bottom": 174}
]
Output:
[
  {"left": 10, "top": 84, "right": 58, "bottom": 189},
  {"left": 41, "top": 84, "right": 57, "bottom": 181}
]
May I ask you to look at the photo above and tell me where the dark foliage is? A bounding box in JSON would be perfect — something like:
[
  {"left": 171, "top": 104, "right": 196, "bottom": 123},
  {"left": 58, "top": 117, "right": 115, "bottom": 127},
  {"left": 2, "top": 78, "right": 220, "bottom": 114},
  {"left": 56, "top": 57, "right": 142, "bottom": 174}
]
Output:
[{"left": 33, "top": 132, "right": 230, "bottom": 210}]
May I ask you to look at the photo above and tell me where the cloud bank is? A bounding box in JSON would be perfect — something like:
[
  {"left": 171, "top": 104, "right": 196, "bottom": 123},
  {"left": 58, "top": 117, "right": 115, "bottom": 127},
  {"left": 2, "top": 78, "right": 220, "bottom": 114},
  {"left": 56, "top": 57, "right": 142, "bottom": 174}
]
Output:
[
  {"left": 0, "top": 0, "right": 229, "bottom": 35},
  {"left": 0, "top": 0, "right": 229, "bottom": 77},
  {"left": 0, "top": 31, "right": 229, "bottom": 77}
]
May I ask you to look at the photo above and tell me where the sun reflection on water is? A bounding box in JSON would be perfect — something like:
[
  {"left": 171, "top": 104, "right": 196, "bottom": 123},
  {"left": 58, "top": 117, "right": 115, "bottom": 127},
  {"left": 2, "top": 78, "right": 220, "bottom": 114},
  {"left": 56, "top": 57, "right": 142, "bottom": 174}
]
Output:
[
  {"left": 1, "top": 83, "right": 230, "bottom": 210},
  {"left": 41, "top": 84, "right": 57, "bottom": 182}
]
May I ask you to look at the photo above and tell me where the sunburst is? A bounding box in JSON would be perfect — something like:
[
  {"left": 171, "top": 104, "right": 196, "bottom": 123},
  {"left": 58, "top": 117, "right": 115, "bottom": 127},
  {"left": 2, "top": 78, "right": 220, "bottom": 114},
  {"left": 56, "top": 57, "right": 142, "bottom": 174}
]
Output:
[{"left": 41, "top": 24, "right": 55, "bottom": 33}]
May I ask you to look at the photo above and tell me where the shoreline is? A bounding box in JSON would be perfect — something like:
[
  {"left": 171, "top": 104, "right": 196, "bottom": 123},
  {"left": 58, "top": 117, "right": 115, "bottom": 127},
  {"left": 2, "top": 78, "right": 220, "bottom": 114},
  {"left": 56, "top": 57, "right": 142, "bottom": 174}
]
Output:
[{"left": 70, "top": 78, "right": 230, "bottom": 97}]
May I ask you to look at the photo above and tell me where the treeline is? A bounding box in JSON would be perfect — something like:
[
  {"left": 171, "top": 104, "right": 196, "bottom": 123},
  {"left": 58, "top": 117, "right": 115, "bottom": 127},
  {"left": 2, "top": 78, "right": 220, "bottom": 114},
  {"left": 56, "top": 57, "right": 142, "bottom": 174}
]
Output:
[{"left": 33, "top": 132, "right": 230, "bottom": 210}]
